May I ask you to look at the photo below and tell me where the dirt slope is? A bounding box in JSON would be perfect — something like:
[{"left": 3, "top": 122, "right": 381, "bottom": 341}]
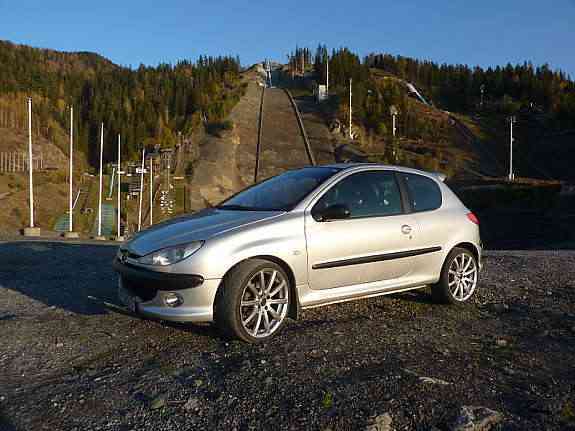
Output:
[{"left": 187, "top": 74, "right": 263, "bottom": 210}]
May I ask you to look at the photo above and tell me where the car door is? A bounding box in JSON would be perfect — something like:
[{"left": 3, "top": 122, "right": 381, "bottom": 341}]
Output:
[
  {"left": 398, "top": 172, "right": 446, "bottom": 280},
  {"left": 304, "top": 170, "right": 418, "bottom": 290}
]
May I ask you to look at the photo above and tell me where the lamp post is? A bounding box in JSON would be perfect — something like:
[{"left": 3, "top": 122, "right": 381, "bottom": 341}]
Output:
[
  {"left": 137, "top": 147, "right": 145, "bottom": 231},
  {"left": 95, "top": 123, "right": 106, "bottom": 240},
  {"left": 149, "top": 155, "right": 153, "bottom": 226},
  {"left": 23, "top": 97, "right": 40, "bottom": 236},
  {"left": 349, "top": 78, "right": 353, "bottom": 139},
  {"left": 64, "top": 106, "right": 79, "bottom": 238},
  {"left": 116, "top": 134, "right": 124, "bottom": 241},
  {"left": 508, "top": 116, "right": 516, "bottom": 181}
]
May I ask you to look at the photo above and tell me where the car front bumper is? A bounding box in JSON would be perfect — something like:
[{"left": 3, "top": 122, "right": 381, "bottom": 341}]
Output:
[{"left": 113, "top": 258, "right": 220, "bottom": 323}]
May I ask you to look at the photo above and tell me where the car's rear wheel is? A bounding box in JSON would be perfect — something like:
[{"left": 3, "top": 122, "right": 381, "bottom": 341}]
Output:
[
  {"left": 216, "top": 259, "right": 290, "bottom": 343},
  {"left": 432, "top": 247, "right": 478, "bottom": 304}
]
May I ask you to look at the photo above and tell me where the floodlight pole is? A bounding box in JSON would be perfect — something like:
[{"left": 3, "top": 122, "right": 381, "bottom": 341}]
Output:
[
  {"left": 68, "top": 107, "right": 73, "bottom": 232},
  {"left": 509, "top": 116, "right": 516, "bottom": 181},
  {"left": 326, "top": 57, "right": 329, "bottom": 95},
  {"left": 97, "top": 123, "right": 104, "bottom": 238},
  {"left": 349, "top": 78, "right": 353, "bottom": 139},
  {"left": 116, "top": 134, "right": 123, "bottom": 241},
  {"left": 63, "top": 106, "right": 79, "bottom": 238},
  {"left": 28, "top": 98, "right": 34, "bottom": 228},
  {"left": 138, "top": 147, "right": 145, "bottom": 231},
  {"left": 149, "top": 156, "right": 153, "bottom": 226}
]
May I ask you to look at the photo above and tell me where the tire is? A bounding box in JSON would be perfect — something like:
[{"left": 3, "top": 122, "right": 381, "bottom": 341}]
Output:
[
  {"left": 432, "top": 247, "right": 479, "bottom": 305},
  {"left": 216, "top": 259, "right": 291, "bottom": 343}
]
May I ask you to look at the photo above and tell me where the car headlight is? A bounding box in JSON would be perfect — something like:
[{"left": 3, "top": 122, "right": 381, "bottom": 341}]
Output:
[{"left": 137, "top": 241, "right": 204, "bottom": 266}]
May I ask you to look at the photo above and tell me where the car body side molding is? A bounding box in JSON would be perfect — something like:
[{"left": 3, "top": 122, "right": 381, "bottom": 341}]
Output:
[{"left": 312, "top": 246, "right": 442, "bottom": 270}]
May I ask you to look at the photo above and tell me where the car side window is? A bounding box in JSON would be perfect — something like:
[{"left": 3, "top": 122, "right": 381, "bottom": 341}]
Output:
[
  {"left": 402, "top": 173, "right": 442, "bottom": 212},
  {"left": 313, "top": 171, "right": 403, "bottom": 219}
]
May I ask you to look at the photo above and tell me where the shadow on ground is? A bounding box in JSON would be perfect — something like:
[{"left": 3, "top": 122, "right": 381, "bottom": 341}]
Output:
[{"left": 0, "top": 241, "right": 119, "bottom": 315}]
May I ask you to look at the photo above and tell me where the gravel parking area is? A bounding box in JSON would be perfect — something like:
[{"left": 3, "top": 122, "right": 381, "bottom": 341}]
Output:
[{"left": 1, "top": 241, "right": 574, "bottom": 430}]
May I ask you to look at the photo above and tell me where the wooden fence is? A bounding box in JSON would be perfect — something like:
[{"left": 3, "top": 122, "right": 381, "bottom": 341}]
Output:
[{"left": 0, "top": 152, "right": 44, "bottom": 173}]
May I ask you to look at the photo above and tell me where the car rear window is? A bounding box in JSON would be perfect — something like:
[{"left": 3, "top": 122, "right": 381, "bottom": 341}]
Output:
[{"left": 402, "top": 173, "right": 442, "bottom": 212}]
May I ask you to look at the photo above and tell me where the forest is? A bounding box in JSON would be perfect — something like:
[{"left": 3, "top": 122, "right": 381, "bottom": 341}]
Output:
[
  {"left": 0, "top": 40, "right": 243, "bottom": 166},
  {"left": 288, "top": 45, "right": 575, "bottom": 138}
]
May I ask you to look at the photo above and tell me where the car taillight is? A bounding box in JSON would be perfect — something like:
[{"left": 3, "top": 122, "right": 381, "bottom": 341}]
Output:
[{"left": 467, "top": 212, "right": 479, "bottom": 225}]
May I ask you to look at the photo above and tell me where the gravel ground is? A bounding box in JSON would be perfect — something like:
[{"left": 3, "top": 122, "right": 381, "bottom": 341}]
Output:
[{"left": 1, "top": 241, "right": 575, "bottom": 430}]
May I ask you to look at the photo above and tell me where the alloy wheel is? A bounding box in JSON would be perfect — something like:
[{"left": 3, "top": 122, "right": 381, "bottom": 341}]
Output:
[
  {"left": 448, "top": 253, "right": 478, "bottom": 301},
  {"left": 240, "top": 269, "right": 289, "bottom": 338}
]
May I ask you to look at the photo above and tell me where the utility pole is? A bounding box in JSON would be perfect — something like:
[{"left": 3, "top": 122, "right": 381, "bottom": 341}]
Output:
[
  {"left": 508, "top": 116, "right": 516, "bottom": 181},
  {"left": 95, "top": 123, "right": 105, "bottom": 240},
  {"left": 23, "top": 97, "right": 40, "bottom": 236},
  {"left": 116, "top": 134, "right": 124, "bottom": 241},
  {"left": 326, "top": 56, "right": 329, "bottom": 96},
  {"left": 149, "top": 155, "right": 153, "bottom": 226},
  {"left": 349, "top": 78, "right": 353, "bottom": 139},
  {"left": 137, "top": 147, "right": 145, "bottom": 231},
  {"left": 64, "top": 106, "right": 79, "bottom": 238}
]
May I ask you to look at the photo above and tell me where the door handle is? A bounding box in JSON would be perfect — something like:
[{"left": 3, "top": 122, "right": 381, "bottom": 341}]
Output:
[{"left": 401, "top": 225, "right": 412, "bottom": 235}]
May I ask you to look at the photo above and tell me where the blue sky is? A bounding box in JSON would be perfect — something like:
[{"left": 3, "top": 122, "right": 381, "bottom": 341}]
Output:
[{"left": 1, "top": 0, "right": 574, "bottom": 77}]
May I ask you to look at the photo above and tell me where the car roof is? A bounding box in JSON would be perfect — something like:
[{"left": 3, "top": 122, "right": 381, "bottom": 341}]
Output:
[{"left": 311, "top": 163, "right": 446, "bottom": 181}]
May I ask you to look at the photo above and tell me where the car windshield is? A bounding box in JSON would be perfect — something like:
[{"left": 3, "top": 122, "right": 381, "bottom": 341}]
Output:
[{"left": 217, "top": 167, "right": 340, "bottom": 211}]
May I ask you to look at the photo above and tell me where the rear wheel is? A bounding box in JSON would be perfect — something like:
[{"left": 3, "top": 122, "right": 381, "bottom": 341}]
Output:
[
  {"left": 216, "top": 259, "right": 290, "bottom": 343},
  {"left": 432, "top": 247, "right": 478, "bottom": 304}
]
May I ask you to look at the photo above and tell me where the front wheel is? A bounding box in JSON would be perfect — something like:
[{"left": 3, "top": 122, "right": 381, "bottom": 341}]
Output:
[
  {"left": 216, "top": 259, "right": 290, "bottom": 343},
  {"left": 432, "top": 247, "right": 479, "bottom": 304}
]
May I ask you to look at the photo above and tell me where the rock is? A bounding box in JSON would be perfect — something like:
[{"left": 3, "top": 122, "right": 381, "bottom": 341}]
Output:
[
  {"left": 449, "top": 406, "right": 502, "bottom": 431},
  {"left": 184, "top": 397, "right": 200, "bottom": 412},
  {"left": 366, "top": 413, "right": 393, "bottom": 431},
  {"left": 488, "top": 303, "right": 509, "bottom": 313},
  {"left": 150, "top": 395, "right": 167, "bottom": 410},
  {"left": 419, "top": 376, "right": 451, "bottom": 385}
]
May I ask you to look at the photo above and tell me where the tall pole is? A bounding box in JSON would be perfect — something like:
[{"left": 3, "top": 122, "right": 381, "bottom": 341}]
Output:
[
  {"left": 116, "top": 134, "right": 122, "bottom": 240},
  {"left": 138, "top": 147, "right": 145, "bottom": 231},
  {"left": 326, "top": 57, "right": 329, "bottom": 95},
  {"left": 97, "top": 123, "right": 104, "bottom": 238},
  {"left": 68, "top": 106, "right": 74, "bottom": 232},
  {"left": 392, "top": 114, "right": 397, "bottom": 138},
  {"left": 509, "top": 116, "right": 515, "bottom": 181},
  {"left": 149, "top": 156, "right": 153, "bottom": 226},
  {"left": 27, "top": 98, "right": 34, "bottom": 228},
  {"left": 349, "top": 78, "right": 353, "bottom": 139}
]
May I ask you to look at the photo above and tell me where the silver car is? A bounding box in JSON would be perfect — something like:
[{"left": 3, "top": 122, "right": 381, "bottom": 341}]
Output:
[{"left": 114, "top": 164, "right": 482, "bottom": 342}]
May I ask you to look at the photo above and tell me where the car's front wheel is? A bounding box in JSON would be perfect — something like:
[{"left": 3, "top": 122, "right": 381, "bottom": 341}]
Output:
[
  {"left": 432, "top": 247, "right": 479, "bottom": 304},
  {"left": 216, "top": 259, "right": 290, "bottom": 343}
]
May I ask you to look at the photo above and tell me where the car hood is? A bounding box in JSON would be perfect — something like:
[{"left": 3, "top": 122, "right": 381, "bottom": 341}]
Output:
[{"left": 125, "top": 208, "right": 282, "bottom": 256}]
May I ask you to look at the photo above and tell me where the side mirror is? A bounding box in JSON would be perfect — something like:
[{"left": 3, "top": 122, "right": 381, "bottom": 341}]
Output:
[{"left": 312, "top": 204, "right": 351, "bottom": 222}]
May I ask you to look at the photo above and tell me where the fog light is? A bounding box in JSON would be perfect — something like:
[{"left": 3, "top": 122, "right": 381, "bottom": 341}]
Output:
[{"left": 164, "top": 292, "right": 183, "bottom": 307}]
